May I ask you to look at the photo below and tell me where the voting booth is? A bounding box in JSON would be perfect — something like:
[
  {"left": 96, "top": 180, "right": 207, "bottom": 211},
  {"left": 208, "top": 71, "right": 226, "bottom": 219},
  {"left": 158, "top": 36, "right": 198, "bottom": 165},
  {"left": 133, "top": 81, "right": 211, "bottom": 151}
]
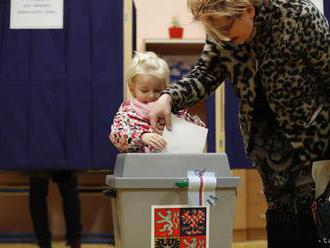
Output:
[{"left": 105, "top": 153, "right": 240, "bottom": 248}]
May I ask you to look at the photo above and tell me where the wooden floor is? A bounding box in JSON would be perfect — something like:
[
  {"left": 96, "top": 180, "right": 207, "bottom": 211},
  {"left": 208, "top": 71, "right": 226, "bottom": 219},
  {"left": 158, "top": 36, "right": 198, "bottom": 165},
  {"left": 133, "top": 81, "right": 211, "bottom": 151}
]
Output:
[
  {"left": 0, "top": 244, "right": 111, "bottom": 248},
  {"left": 233, "top": 241, "right": 267, "bottom": 248},
  {"left": 0, "top": 241, "right": 267, "bottom": 248}
]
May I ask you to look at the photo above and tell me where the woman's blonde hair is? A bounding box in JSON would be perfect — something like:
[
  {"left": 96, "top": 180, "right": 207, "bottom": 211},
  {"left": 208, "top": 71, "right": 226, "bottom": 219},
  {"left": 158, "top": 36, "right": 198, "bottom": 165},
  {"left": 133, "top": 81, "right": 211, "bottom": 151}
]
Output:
[
  {"left": 187, "top": 0, "right": 261, "bottom": 42},
  {"left": 126, "top": 51, "right": 170, "bottom": 88}
]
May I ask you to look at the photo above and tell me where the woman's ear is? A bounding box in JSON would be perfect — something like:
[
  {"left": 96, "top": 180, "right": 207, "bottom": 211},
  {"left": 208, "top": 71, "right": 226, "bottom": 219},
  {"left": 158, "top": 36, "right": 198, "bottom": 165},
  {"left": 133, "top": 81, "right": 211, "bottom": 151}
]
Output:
[{"left": 246, "top": 6, "right": 256, "bottom": 19}]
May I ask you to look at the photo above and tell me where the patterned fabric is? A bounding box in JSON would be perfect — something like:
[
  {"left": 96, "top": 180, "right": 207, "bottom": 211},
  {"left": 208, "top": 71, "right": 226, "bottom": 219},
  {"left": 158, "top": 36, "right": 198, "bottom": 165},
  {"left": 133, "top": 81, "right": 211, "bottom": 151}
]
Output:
[
  {"left": 251, "top": 120, "right": 315, "bottom": 211},
  {"left": 162, "top": 0, "right": 330, "bottom": 163},
  {"left": 250, "top": 119, "right": 330, "bottom": 248},
  {"left": 109, "top": 99, "right": 205, "bottom": 153}
]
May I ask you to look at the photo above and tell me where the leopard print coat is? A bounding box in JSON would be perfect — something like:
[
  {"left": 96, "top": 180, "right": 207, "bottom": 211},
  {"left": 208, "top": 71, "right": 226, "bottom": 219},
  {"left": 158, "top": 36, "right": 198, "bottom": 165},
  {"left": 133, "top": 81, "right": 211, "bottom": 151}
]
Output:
[{"left": 163, "top": 0, "right": 330, "bottom": 162}]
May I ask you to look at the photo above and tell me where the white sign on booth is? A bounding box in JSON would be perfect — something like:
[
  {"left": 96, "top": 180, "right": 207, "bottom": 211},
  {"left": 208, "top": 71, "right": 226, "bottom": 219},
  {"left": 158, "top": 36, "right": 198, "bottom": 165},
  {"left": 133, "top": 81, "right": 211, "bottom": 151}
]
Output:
[{"left": 10, "top": 0, "right": 63, "bottom": 29}]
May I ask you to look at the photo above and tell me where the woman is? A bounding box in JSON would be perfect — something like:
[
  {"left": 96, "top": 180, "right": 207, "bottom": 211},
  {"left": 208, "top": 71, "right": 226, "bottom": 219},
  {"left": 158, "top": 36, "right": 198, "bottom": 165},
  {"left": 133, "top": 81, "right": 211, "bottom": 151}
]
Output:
[{"left": 149, "top": 0, "right": 330, "bottom": 247}]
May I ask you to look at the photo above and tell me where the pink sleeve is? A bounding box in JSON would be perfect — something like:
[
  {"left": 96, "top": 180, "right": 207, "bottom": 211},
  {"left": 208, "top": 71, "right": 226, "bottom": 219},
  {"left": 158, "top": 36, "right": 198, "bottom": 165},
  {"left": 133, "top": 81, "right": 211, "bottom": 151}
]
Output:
[{"left": 109, "top": 107, "right": 152, "bottom": 153}]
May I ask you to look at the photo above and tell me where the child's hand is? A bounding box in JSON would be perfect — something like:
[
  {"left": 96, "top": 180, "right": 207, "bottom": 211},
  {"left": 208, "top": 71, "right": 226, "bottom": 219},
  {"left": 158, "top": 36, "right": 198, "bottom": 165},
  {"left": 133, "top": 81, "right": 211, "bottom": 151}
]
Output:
[{"left": 141, "top": 133, "right": 167, "bottom": 151}]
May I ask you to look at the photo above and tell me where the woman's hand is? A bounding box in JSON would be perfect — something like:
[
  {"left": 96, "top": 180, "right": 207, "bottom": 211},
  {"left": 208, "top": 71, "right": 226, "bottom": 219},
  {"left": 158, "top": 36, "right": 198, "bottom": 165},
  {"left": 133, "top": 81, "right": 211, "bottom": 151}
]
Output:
[
  {"left": 149, "top": 94, "right": 173, "bottom": 133},
  {"left": 141, "top": 133, "right": 167, "bottom": 151}
]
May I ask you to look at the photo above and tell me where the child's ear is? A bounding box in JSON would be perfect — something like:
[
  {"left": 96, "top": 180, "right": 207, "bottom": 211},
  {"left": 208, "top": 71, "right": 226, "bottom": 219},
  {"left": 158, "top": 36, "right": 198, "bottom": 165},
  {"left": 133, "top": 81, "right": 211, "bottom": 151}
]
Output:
[{"left": 128, "top": 82, "right": 134, "bottom": 92}]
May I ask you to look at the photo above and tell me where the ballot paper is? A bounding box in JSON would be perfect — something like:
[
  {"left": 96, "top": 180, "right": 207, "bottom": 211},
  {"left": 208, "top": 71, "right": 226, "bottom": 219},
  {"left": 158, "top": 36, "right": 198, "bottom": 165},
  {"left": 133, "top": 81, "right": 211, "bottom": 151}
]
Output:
[{"left": 162, "top": 114, "right": 208, "bottom": 153}]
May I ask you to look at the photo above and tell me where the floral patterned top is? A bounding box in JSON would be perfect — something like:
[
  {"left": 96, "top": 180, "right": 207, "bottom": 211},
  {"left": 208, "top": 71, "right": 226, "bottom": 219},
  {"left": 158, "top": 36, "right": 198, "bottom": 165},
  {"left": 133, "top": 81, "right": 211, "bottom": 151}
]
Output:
[{"left": 109, "top": 99, "right": 205, "bottom": 153}]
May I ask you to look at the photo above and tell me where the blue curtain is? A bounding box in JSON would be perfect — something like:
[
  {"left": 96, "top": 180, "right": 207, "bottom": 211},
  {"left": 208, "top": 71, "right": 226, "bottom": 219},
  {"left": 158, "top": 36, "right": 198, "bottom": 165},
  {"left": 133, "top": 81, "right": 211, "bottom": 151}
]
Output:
[
  {"left": 0, "top": 0, "right": 123, "bottom": 170},
  {"left": 325, "top": 0, "right": 330, "bottom": 20}
]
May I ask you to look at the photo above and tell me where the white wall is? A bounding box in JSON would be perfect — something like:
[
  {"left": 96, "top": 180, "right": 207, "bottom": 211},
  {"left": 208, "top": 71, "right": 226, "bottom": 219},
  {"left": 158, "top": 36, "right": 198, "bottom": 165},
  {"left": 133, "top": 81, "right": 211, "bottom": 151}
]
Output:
[
  {"left": 311, "top": 0, "right": 324, "bottom": 13},
  {"left": 133, "top": 0, "right": 205, "bottom": 51}
]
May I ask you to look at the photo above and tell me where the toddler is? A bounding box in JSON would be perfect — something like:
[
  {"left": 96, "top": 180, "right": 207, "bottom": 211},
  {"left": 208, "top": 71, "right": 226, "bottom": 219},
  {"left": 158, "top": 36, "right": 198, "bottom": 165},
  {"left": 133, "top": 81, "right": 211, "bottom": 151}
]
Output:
[{"left": 109, "top": 51, "right": 205, "bottom": 152}]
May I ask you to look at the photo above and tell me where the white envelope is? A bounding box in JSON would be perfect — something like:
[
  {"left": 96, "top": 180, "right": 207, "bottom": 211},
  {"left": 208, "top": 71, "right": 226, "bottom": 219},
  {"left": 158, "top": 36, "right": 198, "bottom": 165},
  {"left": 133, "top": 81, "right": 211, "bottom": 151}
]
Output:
[{"left": 162, "top": 114, "right": 208, "bottom": 153}]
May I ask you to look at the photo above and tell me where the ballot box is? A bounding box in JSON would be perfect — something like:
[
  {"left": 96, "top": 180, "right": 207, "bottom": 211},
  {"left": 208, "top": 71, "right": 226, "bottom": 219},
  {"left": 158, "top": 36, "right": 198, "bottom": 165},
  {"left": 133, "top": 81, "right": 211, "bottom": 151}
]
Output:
[{"left": 105, "top": 153, "right": 240, "bottom": 248}]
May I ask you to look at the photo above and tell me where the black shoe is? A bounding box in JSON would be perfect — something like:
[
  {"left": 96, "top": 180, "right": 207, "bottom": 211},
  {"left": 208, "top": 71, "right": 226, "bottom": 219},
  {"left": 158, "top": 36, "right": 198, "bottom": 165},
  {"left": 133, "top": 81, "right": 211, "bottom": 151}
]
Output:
[{"left": 66, "top": 240, "right": 81, "bottom": 248}]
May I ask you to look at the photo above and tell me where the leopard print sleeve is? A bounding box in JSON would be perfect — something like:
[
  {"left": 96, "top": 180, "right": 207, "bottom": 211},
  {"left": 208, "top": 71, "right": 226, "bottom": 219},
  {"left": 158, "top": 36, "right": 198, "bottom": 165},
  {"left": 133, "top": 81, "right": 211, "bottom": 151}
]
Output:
[
  {"left": 300, "top": 7, "right": 330, "bottom": 95},
  {"left": 281, "top": 2, "right": 330, "bottom": 94},
  {"left": 162, "top": 39, "right": 228, "bottom": 112}
]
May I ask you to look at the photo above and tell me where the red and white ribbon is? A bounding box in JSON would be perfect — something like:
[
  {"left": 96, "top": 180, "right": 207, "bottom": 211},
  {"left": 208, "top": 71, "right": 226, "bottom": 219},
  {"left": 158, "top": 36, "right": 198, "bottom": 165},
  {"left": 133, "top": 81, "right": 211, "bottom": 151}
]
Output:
[{"left": 188, "top": 170, "right": 217, "bottom": 207}]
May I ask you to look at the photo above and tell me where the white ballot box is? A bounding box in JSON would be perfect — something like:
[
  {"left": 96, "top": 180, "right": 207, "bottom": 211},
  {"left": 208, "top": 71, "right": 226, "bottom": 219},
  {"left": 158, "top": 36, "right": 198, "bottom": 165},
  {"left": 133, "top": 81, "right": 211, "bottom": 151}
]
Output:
[{"left": 105, "top": 153, "right": 240, "bottom": 248}]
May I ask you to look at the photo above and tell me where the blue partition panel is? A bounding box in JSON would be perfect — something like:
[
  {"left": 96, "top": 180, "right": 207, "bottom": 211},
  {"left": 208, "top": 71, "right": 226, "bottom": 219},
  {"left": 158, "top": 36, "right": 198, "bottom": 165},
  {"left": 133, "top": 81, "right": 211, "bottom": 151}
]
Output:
[
  {"left": 224, "top": 81, "right": 252, "bottom": 168},
  {"left": 207, "top": 95, "right": 216, "bottom": 153},
  {"left": 325, "top": 0, "right": 329, "bottom": 20},
  {"left": 0, "top": 0, "right": 123, "bottom": 170}
]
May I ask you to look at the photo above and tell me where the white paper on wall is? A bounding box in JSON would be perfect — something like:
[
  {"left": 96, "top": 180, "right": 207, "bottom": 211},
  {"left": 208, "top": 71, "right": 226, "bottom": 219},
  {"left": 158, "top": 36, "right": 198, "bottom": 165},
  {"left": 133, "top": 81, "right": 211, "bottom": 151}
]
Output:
[
  {"left": 311, "top": 0, "right": 324, "bottom": 13},
  {"left": 10, "top": 0, "right": 63, "bottom": 29}
]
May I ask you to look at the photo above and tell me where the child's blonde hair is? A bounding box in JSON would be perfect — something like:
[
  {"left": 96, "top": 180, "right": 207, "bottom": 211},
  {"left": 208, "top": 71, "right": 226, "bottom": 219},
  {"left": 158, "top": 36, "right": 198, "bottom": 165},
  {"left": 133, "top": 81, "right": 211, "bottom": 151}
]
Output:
[
  {"left": 187, "top": 0, "right": 261, "bottom": 42},
  {"left": 126, "top": 51, "right": 170, "bottom": 88}
]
